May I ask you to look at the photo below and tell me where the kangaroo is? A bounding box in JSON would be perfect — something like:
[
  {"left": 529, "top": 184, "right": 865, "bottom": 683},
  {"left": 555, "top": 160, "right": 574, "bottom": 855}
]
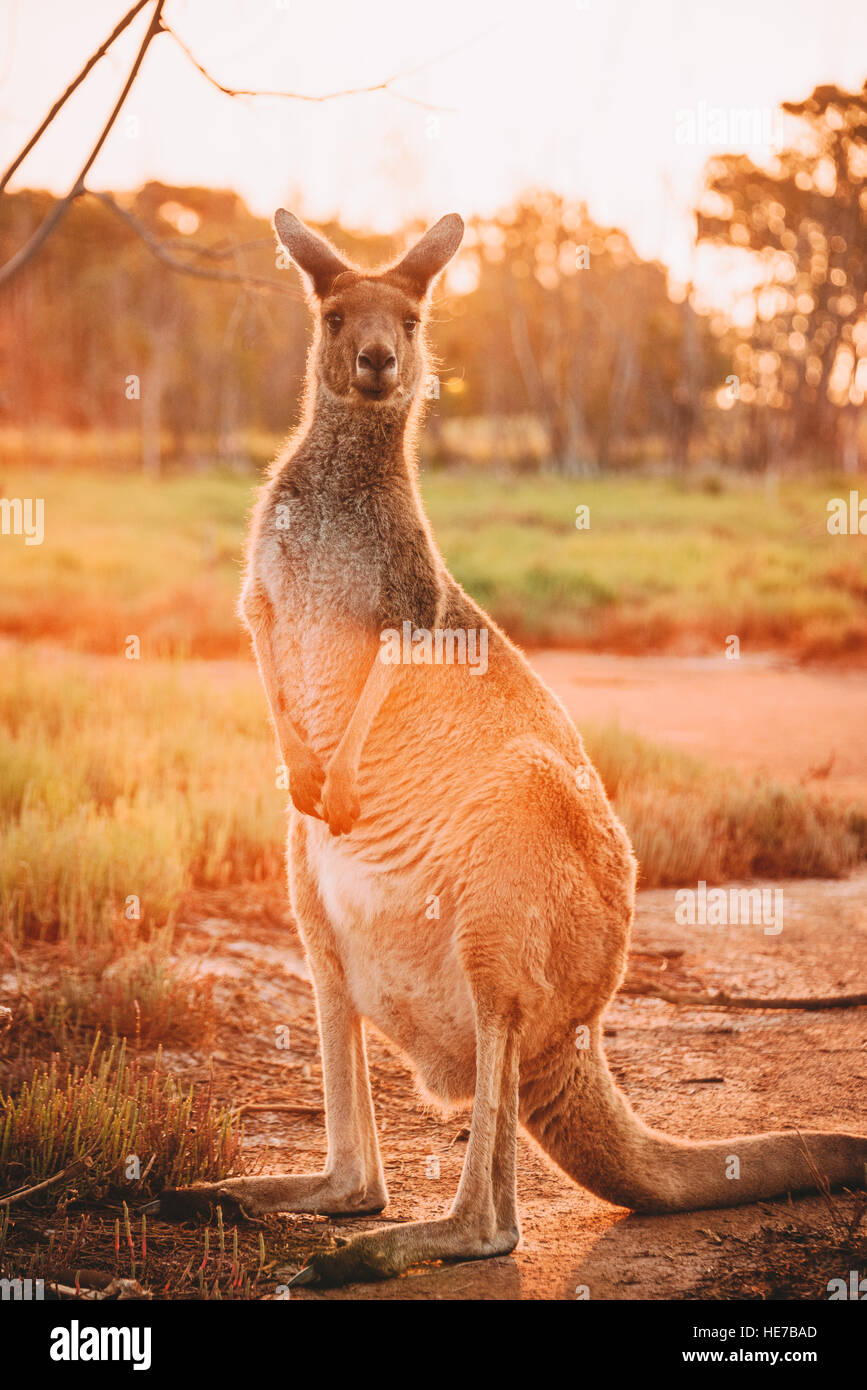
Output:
[{"left": 158, "top": 212, "right": 867, "bottom": 1287}]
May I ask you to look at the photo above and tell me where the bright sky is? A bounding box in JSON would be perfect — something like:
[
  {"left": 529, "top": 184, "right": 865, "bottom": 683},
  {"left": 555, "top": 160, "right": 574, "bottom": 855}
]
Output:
[{"left": 2, "top": 0, "right": 866, "bottom": 308}]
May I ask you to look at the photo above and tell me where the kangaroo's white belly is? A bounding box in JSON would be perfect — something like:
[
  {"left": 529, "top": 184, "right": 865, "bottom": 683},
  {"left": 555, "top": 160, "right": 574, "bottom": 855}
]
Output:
[{"left": 303, "top": 823, "right": 477, "bottom": 1100}]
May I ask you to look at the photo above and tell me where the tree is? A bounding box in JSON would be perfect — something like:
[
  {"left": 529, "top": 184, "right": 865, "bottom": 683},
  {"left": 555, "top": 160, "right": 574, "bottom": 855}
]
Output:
[
  {"left": 434, "top": 193, "right": 719, "bottom": 472},
  {"left": 697, "top": 81, "right": 867, "bottom": 470}
]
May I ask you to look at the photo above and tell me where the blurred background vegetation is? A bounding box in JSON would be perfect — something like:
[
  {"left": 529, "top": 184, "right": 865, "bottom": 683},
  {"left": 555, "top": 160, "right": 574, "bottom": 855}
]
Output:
[{"left": 2, "top": 82, "right": 867, "bottom": 476}]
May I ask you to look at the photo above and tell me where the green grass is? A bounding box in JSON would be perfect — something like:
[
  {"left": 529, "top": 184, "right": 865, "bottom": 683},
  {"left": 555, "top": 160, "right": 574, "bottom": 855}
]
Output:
[
  {"left": 1, "top": 464, "right": 865, "bottom": 657},
  {"left": 0, "top": 648, "right": 284, "bottom": 945},
  {"left": 0, "top": 1038, "right": 242, "bottom": 1209},
  {"left": 426, "top": 472, "right": 867, "bottom": 655}
]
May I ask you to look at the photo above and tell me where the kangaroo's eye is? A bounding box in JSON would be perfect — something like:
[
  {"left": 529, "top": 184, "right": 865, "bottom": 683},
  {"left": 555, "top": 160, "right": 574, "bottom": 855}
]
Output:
[
  {"left": 325, "top": 313, "right": 343, "bottom": 333},
  {"left": 404, "top": 318, "right": 419, "bottom": 336}
]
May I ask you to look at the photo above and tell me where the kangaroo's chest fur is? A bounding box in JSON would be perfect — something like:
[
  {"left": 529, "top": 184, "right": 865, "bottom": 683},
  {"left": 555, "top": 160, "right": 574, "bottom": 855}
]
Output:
[
  {"left": 247, "top": 406, "right": 481, "bottom": 1078},
  {"left": 261, "top": 480, "right": 381, "bottom": 749},
  {"left": 251, "top": 407, "right": 443, "bottom": 760}
]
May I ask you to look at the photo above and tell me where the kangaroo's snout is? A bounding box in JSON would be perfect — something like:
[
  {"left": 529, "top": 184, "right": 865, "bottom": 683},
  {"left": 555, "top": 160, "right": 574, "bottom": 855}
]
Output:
[{"left": 354, "top": 339, "right": 398, "bottom": 398}]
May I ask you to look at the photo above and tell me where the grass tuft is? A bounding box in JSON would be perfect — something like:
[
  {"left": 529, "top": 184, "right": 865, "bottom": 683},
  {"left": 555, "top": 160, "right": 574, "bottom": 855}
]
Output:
[
  {"left": 0, "top": 1037, "right": 242, "bottom": 1209},
  {"left": 584, "top": 722, "right": 867, "bottom": 888}
]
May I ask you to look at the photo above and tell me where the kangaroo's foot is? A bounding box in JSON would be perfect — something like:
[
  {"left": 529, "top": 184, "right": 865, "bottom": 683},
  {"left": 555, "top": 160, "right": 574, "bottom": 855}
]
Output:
[
  {"left": 152, "top": 1171, "right": 387, "bottom": 1222},
  {"left": 289, "top": 1214, "right": 519, "bottom": 1287}
]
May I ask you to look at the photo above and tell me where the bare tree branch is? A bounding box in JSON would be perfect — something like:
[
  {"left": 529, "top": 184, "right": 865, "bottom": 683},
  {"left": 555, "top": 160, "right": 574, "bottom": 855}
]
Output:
[
  {"left": 91, "top": 189, "right": 299, "bottom": 298},
  {"left": 0, "top": 0, "right": 151, "bottom": 195},
  {"left": 621, "top": 976, "right": 867, "bottom": 1011},
  {"left": 0, "top": 0, "right": 167, "bottom": 288},
  {"left": 160, "top": 235, "right": 275, "bottom": 262},
  {"left": 0, "top": 5, "right": 498, "bottom": 286},
  {"left": 163, "top": 21, "right": 459, "bottom": 111},
  {"left": 230, "top": 1102, "right": 324, "bottom": 1119}
]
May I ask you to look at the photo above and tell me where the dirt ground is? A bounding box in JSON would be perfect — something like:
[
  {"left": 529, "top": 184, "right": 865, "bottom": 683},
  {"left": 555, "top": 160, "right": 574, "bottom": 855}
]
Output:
[
  {"left": 149, "top": 859, "right": 865, "bottom": 1302},
  {"left": 533, "top": 649, "right": 867, "bottom": 803}
]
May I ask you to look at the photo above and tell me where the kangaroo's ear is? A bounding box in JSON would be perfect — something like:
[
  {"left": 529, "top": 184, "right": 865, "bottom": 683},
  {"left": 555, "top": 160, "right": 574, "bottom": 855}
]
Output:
[
  {"left": 274, "top": 209, "right": 350, "bottom": 298},
  {"left": 387, "top": 213, "right": 464, "bottom": 297}
]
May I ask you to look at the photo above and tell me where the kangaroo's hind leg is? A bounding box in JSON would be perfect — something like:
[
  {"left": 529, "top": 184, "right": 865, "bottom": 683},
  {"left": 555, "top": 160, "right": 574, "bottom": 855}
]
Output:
[
  {"left": 290, "top": 1003, "right": 521, "bottom": 1287},
  {"left": 157, "top": 824, "right": 387, "bottom": 1220}
]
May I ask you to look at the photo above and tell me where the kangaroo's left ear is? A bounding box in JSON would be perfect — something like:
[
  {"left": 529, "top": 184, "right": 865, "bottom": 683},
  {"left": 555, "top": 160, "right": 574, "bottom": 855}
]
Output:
[{"left": 386, "top": 214, "right": 464, "bottom": 297}]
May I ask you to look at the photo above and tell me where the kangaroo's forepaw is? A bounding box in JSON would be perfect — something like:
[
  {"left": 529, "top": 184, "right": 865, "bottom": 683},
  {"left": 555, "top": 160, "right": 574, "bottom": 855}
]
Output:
[
  {"left": 290, "top": 747, "right": 326, "bottom": 819},
  {"left": 320, "top": 766, "right": 361, "bottom": 836}
]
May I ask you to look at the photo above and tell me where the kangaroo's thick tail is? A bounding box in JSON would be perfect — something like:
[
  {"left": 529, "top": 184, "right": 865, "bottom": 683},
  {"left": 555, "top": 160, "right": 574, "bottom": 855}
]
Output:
[{"left": 522, "top": 1027, "right": 867, "bottom": 1213}]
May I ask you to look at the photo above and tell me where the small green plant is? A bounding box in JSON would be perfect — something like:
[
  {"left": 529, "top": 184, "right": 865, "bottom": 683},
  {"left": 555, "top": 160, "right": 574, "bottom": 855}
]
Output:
[
  {"left": 0, "top": 1206, "right": 284, "bottom": 1299},
  {"left": 0, "top": 1037, "right": 242, "bottom": 1208}
]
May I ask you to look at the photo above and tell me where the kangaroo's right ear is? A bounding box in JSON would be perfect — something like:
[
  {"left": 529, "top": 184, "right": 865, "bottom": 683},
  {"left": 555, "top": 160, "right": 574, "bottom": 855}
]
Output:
[{"left": 274, "top": 210, "right": 350, "bottom": 298}]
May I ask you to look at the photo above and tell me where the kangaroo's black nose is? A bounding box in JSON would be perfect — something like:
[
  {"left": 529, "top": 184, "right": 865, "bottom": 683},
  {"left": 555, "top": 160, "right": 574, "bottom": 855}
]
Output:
[{"left": 356, "top": 345, "right": 397, "bottom": 374}]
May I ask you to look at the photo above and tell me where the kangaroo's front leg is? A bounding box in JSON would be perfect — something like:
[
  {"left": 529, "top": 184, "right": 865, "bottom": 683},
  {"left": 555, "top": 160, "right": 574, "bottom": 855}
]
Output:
[
  {"left": 320, "top": 648, "right": 392, "bottom": 836},
  {"left": 290, "top": 1011, "right": 521, "bottom": 1287},
  {"left": 156, "top": 954, "right": 387, "bottom": 1221},
  {"left": 242, "top": 581, "right": 325, "bottom": 819}
]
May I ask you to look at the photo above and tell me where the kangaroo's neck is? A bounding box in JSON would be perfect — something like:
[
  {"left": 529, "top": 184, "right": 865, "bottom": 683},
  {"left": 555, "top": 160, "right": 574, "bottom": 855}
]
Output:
[{"left": 296, "top": 385, "right": 418, "bottom": 493}]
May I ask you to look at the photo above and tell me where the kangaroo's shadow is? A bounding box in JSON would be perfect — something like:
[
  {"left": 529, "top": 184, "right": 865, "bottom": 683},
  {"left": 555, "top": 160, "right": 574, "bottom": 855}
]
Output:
[
  {"left": 568, "top": 1192, "right": 862, "bottom": 1301},
  {"left": 298, "top": 1253, "right": 522, "bottom": 1301}
]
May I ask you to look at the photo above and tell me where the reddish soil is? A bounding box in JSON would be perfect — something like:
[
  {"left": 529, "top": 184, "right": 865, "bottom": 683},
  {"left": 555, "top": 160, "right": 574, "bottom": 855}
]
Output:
[{"left": 532, "top": 650, "right": 867, "bottom": 804}]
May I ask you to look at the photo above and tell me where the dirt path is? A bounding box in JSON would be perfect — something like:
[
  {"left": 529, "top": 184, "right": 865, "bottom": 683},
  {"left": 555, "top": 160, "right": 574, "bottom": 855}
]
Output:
[
  {"left": 12, "top": 639, "right": 865, "bottom": 801},
  {"left": 531, "top": 650, "right": 867, "bottom": 803}
]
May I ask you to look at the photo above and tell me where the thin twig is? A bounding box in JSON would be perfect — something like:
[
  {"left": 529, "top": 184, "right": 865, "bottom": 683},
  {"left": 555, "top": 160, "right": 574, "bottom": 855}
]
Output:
[
  {"left": 795, "top": 1127, "right": 844, "bottom": 1234},
  {"left": 0, "top": 7, "right": 499, "bottom": 285},
  {"left": 231, "top": 1102, "right": 323, "bottom": 1120},
  {"left": 0, "top": 0, "right": 167, "bottom": 288},
  {"left": 90, "top": 190, "right": 298, "bottom": 297},
  {"left": 47, "top": 1277, "right": 149, "bottom": 1301},
  {"left": 621, "top": 978, "right": 867, "bottom": 1011},
  {"left": 0, "top": 0, "right": 151, "bottom": 195},
  {"left": 161, "top": 235, "right": 275, "bottom": 261},
  {"left": 163, "top": 21, "right": 465, "bottom": 111},
  {"left": 0, "top": 1155, "right": 93, "bottom": 1208}
]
